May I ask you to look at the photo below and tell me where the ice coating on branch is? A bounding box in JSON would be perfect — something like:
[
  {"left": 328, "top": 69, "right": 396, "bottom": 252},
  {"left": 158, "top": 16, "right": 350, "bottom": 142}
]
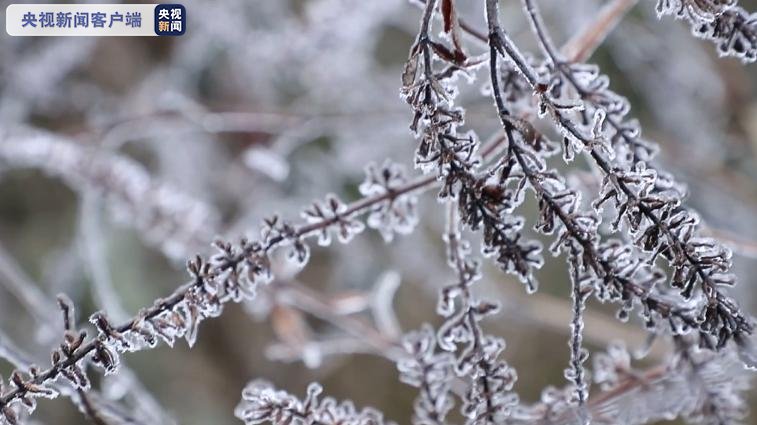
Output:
[
  {"left": 235, "top": 380, "right": 392, "bottom": 425},
  {"left": 655, "top": 0, "right": 756, "bottom": 62},
  {"left": 359, "top": 160, "right": 419, "bottom": 242}
]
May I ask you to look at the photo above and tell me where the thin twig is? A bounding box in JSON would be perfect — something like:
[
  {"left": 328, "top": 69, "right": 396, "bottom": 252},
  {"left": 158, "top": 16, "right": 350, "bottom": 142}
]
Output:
[{"left": 0, "top": 126, "right": 514, "bottom": 410}]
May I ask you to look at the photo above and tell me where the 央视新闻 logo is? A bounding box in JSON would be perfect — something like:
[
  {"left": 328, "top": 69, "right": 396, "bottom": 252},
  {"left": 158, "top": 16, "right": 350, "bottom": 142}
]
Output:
[{"left": 154, "top": 4, "right": 185, "bottom": 36}]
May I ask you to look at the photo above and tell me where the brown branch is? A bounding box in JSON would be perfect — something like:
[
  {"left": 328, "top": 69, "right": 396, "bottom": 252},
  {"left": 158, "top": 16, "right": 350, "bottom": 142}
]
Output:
[{"left": 561, "top": 0, "right": 639, "bottom": 62}]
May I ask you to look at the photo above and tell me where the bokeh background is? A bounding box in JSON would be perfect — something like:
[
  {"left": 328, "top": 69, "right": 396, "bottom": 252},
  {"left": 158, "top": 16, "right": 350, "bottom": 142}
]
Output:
[{"left": 0, "top": 0, "right": 756, "bottom": 424}]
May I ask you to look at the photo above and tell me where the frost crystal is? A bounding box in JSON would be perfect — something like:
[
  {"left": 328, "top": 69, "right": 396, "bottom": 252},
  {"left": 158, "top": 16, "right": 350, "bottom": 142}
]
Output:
[
  {"left": 359, "top": 160, "right": 419, "bottom": 242},
  {"left": 655, "top": 0, "right": 756, "bottom": 62},
  {"left": 302, "top": 195, "right": 365, "bottom": 246},
  {"left": 235, "top": 380, "right": 391, "bottom": 425}
]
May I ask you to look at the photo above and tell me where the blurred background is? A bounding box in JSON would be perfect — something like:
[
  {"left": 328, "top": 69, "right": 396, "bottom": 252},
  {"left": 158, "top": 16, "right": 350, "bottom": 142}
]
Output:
[{"left": 0, "top": 0, "right": 756, "bottom": 423}]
